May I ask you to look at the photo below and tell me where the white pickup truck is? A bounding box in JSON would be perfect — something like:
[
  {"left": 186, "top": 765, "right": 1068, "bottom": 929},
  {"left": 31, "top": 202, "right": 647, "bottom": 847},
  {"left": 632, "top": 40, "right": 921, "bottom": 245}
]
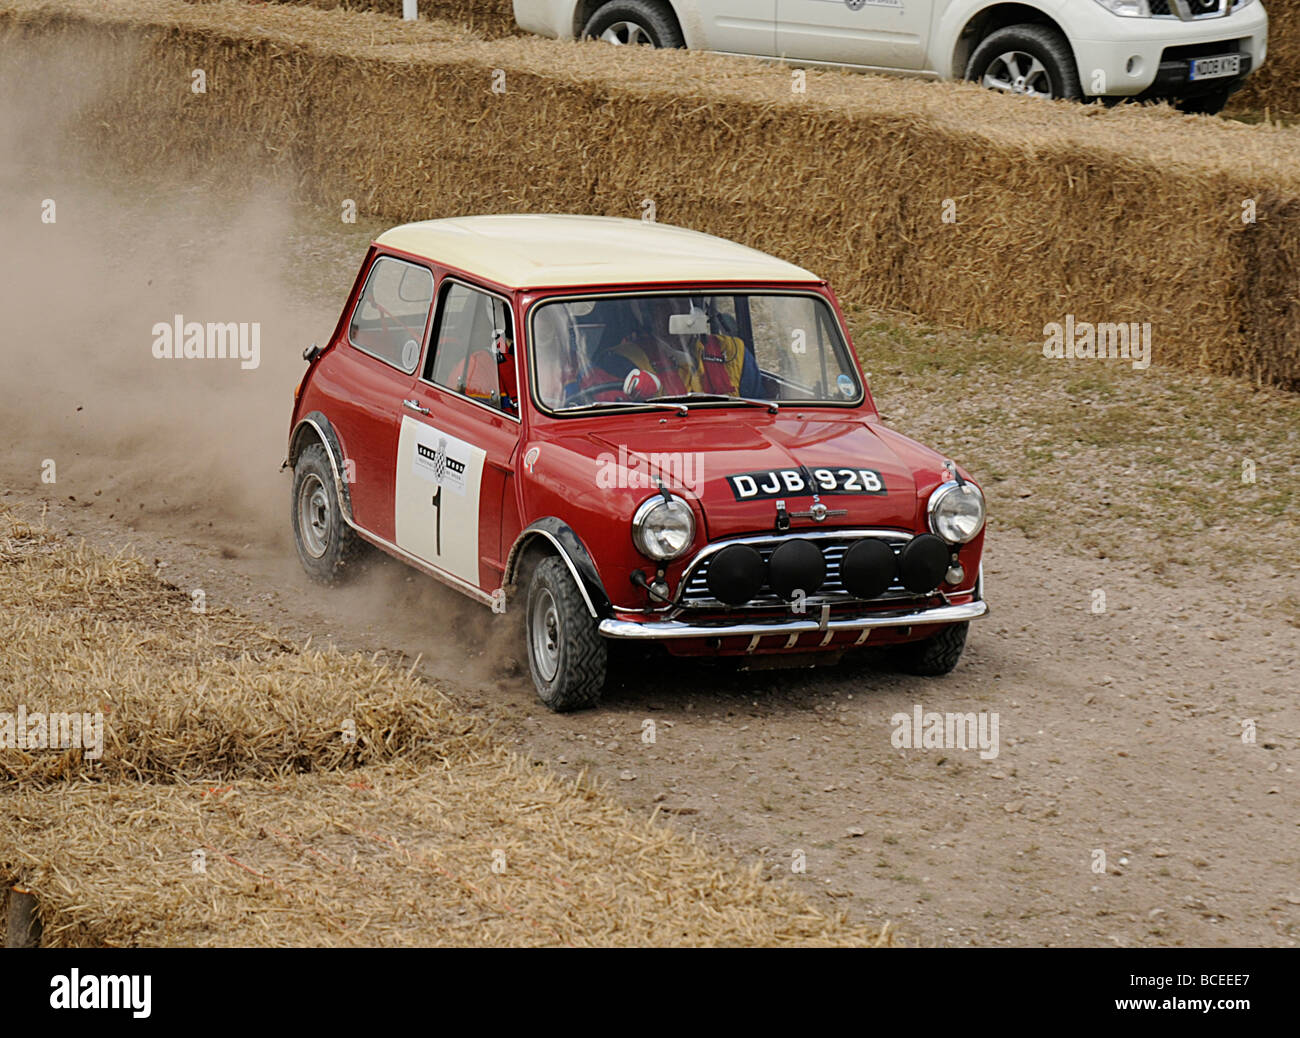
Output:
[{"left": 513, "top": 0, "right": 1268, "bottom": 113}]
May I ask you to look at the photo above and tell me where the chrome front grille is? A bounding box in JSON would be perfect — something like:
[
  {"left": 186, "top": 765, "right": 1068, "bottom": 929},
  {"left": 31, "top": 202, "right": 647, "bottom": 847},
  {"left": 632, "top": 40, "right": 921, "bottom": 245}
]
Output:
[{"left": 677, "top": 530, "right": 918, "bottom": 610}]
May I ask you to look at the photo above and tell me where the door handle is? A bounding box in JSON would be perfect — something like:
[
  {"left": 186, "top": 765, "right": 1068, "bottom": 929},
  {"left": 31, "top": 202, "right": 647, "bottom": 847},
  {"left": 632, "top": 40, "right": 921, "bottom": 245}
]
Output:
[{"left": 402, "top": 399, "right": 430, "bottom": 415}]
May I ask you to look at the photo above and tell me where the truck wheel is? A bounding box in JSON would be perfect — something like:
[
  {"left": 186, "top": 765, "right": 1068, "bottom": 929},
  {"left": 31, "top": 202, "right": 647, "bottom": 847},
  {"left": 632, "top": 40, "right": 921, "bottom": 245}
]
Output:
[
  {"left": 582, "top": 1, "right": 685, "bottom": 48},
  {"left": 966, "top": 25, "right": 1081, "bottom": 101},
  {"left": 291, "top": 442, "right": 364, "bottom": 584},
  {"left": 891, "top": 622, "right": 969, "bottom": 676},
  {"left": 525, "top": 556, "right": 607, "bottom": 712},
  {"left": 1174, "top": 87, "right": 1232, "bottom": 115}
]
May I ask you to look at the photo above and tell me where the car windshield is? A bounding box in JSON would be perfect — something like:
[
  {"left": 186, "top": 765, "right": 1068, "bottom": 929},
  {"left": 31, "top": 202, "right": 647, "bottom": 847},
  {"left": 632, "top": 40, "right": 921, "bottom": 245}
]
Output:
[{"left": 530, "top": 292, "right": 862, "bottom": 413}]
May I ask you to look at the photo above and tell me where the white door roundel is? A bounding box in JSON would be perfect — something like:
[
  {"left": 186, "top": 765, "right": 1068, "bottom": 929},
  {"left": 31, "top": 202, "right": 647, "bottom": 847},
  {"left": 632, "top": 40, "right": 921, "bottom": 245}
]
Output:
[{"left": 395, "top": 415, "right": 485, "bottom": 584}]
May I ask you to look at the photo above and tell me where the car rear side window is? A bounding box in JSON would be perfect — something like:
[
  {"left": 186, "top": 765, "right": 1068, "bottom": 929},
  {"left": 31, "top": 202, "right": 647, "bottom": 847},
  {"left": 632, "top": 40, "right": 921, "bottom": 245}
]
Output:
[
  {"left": 348, "top": 256, "right": 435, "bottom": 373},
  {"left": 426, "top": 282, "right": 513, "bottom": 411}
]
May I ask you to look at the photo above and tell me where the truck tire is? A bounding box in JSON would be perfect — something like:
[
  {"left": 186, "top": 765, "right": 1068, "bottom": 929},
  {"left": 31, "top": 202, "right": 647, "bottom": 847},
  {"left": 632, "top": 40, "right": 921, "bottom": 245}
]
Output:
[
  {"left": 525, "top": 555, "right": 608, "bottom": 712},
  {"left": 1174, "top": 86, "right": 1232, "bottom": 115},
  {"left": 891, "top": 622, "right": 969, "bottom": 676},
  {"left": 291, "top": 442, "right": 365, "bottom": 584},
  {"left": 966, "top": 24, "right": 1082, "bottom": 101},
  {"left": 582, "top": 1, "right": 685, "bottom": 48}
]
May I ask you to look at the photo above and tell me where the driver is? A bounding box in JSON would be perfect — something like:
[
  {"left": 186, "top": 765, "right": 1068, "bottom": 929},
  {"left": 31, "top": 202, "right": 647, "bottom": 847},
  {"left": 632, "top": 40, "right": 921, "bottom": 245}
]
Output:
[{"left": 577, "top": 297, "right": 758, "bottom": 402}]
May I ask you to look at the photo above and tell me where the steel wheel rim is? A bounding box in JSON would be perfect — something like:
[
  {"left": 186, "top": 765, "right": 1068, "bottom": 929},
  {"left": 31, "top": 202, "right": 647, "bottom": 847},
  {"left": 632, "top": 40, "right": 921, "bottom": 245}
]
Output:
[
  {"left": 530, "top": 588, "right": 561, "bottom": 683},
  {"left": 298, "top": 474, "right": 331, "bottom": 559},
  {"left": 982, "top": 51, "right": 1054, "bottom": 98},
  {"left": 598, "top": 21, "right": 653, "bottom": 45}
]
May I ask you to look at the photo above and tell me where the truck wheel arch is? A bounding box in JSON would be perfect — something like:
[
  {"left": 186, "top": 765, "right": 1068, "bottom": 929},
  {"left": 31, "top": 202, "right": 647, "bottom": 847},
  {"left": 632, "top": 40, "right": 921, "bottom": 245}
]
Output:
[{"left": 949, "top": 3, "right": 1072, "bottom": 81}]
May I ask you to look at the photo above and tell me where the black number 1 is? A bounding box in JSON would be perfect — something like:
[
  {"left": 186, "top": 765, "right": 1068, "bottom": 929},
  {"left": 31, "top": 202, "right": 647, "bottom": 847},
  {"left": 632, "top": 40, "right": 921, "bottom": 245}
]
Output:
[{"left": 431, "top": 486, "right": 442, "bottom": 556}]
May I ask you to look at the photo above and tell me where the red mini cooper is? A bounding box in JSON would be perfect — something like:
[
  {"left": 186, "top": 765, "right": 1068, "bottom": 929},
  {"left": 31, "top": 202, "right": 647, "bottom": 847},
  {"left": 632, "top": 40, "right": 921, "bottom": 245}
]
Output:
[{"left": 287, "top": 215, "right": 988, "bottom": 711}]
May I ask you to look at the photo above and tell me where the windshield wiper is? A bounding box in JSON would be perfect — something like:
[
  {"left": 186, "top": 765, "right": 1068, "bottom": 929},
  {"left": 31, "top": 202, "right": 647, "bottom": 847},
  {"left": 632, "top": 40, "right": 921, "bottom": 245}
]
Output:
[
  {"left": 647, "top": 393, "right": 779, "bottom": 414},
  {"left": 560, "top": 399, "right": 689, "bottom": 416}
]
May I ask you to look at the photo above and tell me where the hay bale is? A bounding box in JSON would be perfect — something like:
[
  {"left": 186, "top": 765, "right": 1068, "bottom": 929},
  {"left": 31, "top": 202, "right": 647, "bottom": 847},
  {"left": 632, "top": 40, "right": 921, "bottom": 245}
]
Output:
[
  {"left": 0, "top": 764, "right": 889, "bottom": 946},
  {"left": 0, "top": 514, "right": 488, "bottom": 786},
  {"left": 1232, "top": 0, "right": 1300, "bottom": 118},
  {"left": 2, "top": 0, "right": 1298, "bottom": 386}
]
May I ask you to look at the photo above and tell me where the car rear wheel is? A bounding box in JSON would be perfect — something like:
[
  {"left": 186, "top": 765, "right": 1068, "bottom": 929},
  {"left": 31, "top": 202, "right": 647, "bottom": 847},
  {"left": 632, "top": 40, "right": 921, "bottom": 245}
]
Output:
[
  {"left": 291, "top": 442, "right": 364, "bottom": 584},
  {"left": 966, "top": 25, "right": 1082, "bottom": 101},
  {"left": 525, "top": 556, "right": 607, "bottom": 712},
  {"left": 582, "top": 1, "right": 685, "bottom": 49},
  {"left": 890, "top": 622, "right": 969, "bottom": 676}
]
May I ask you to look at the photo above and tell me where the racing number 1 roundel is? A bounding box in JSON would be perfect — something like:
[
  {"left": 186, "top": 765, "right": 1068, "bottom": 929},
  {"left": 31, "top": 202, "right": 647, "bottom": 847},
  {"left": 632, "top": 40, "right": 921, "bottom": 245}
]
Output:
[{"left": 395, "top": 416, "right": 486, "bottom": 584}]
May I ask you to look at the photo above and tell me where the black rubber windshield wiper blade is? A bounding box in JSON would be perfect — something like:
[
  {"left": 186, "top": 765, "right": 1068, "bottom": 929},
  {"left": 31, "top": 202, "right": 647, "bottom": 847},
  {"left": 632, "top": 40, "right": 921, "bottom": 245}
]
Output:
[
  {"left": 560, "top": 399, "right": 689, "bottom": 416},
  {"left": 647, "top": 393, "right": 779, "bottom": 413}
]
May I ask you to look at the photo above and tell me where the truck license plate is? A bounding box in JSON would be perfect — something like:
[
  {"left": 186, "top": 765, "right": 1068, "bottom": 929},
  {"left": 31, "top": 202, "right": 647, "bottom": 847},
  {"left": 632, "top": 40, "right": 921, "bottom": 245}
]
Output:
[{"left": 1189, "top": 54, "right": 1241, "bottom": 81}]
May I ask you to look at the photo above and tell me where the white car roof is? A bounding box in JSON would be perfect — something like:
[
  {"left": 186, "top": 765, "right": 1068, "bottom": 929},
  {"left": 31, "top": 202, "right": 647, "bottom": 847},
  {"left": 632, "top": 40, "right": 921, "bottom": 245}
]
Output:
[{"left": 373, "top": 215, "right": 821, "bottom": 290}]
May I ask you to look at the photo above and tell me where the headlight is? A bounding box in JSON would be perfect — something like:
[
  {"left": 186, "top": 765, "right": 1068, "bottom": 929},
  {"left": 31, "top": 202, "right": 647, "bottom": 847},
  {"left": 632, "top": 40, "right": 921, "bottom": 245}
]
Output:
[
  {"left": 632, "top": 495, "right": 695, "bottom": 561},
  {"left": 927, "top": 481, "right": 986, "bottom": 544},
  {"left": 1091, "top": 0, "right": 1151, "bottom": 15}
]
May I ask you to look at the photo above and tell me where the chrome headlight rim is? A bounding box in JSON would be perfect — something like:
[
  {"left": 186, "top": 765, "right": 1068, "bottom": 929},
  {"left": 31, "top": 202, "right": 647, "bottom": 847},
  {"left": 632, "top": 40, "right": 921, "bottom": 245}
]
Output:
[
  {"left": 927, "top": 480, "right": 986, "bottom": 545},
  {"left": 631, "top": 494, "right": 696, "bottom": 561}
]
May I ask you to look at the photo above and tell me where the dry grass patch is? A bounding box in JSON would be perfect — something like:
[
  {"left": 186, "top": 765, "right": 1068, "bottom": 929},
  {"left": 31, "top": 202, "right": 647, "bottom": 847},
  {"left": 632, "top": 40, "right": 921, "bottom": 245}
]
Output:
[{"left": 0, "top": 509, "right": 885, "bottom": 946}]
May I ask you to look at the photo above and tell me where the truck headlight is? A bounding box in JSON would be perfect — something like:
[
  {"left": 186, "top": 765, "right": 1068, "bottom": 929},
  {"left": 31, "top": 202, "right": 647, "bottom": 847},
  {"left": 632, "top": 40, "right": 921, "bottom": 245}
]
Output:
[
  {"left": 927, "top": 481, "right": 986, "bottom": 544},
  {"left": 1091, "top": 0, "right": 1152, "bottom": 15},
  {"left": 632, "top": 495, "right": 695, "bottom": 561}
]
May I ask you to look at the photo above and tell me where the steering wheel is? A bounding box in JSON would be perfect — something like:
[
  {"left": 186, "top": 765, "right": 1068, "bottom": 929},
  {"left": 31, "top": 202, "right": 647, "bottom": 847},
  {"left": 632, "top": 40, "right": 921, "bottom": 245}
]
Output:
[{"left": 567, "top": 380, "right": 628, "bottom": 405}]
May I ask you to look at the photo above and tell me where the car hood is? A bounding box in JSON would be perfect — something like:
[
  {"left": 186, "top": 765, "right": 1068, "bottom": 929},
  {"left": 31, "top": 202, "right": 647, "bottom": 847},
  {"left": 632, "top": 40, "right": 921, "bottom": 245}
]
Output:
[{"left": 554, "top": 410, "right": 942, "bottom": 540}]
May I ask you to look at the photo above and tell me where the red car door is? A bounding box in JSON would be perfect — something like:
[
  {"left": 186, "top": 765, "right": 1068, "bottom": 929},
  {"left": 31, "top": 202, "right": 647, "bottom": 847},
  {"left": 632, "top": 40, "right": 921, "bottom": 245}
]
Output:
[
  {"left": 322, "top": 253, "right": 437, "bottom": 542},
  {"left": 393, "top": 276, "right": 521, "bottom": 595}
]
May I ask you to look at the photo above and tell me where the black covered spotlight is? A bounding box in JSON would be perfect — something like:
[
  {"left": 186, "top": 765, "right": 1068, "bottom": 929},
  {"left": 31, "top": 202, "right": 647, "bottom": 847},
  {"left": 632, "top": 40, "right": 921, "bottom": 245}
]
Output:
[
  {"left": 768, "top": 539, "right": 826, "bottom": 600},
  {"left": 706, "top": 544, "right": 765, "bottom": 605},
  {"left": 899, "top": 534, "right": 950, "bottom": 594},
  {"left": 840, "top": 538, "right": 897, "bottom": 600}
]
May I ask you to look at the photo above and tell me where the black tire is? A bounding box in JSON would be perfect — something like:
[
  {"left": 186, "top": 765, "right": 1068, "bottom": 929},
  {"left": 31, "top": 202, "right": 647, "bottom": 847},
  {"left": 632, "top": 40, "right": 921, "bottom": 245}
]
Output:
[
  {"left": 965, "top": 24, "right": 1082, "bottom": 101},
  {"left": 291, "top": 442, "right": 365, "bottom": 584},
  {"left": 891, "top": 622, "right": 969, "bottom": 677},
  {"left": 582, "top": 1, "right": 685, "bottom": 48},
  {"left": 525, "top": 555, "right": 607, "bottom": 712},
  {"left": 1174, "top": 86, "right": 1232, "bottom": 116}
]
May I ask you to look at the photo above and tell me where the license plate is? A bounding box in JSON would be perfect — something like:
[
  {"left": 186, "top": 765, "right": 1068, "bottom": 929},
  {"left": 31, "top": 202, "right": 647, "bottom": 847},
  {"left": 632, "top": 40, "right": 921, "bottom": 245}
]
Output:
[{"left": 1189, "top": 54, "right": 1241, "bottom": 81}]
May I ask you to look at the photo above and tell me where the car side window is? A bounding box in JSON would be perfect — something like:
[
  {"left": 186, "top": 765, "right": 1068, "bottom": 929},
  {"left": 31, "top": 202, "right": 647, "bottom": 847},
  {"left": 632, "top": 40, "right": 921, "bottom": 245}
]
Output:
[
  {"left": 348, "top": 256, "right": 435, "bottom": 373},
  {"left": 426, "top": 282, "right": 514, "bottom": 411}
]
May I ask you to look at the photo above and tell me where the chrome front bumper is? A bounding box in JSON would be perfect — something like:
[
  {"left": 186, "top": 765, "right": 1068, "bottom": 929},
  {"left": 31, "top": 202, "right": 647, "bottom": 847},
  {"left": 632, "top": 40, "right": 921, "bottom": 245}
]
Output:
[{"left": 597, "top": 599, "right": 988, "bottom": 641}]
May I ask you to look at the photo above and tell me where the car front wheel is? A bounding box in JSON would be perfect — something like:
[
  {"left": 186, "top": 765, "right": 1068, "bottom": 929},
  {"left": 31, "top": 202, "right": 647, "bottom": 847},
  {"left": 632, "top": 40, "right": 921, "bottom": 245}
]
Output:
[
  {"left": 582, "top": 1, "right": 685, "bottom": 48},
  {"left": 291, "top": 442, "right": 364, "bottom": 584},
  {"left": 966, "top": 24, "right": 1082, "bottom": 101},
  {"left": 525, "top": 555, "right": 608, "bottom": 712},
  {"left": 890, "top": 622, "right": 969, "bottom": 677}
]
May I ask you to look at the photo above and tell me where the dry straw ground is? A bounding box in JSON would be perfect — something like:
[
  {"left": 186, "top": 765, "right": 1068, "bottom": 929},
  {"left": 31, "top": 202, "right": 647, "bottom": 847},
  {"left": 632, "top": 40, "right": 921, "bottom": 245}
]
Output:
[
  {"left": 2, "top": 0, "right": 1298, "bottom": 386},
  {"left": 0, "top": 509, "right": 885, "bottom": 945}
]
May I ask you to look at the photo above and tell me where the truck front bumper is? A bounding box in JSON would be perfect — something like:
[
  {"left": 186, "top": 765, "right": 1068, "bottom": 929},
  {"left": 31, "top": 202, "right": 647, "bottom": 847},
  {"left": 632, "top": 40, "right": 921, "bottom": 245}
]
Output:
[{"left": 1068, "top": 4, "right": 1268, "bottom": 97}]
